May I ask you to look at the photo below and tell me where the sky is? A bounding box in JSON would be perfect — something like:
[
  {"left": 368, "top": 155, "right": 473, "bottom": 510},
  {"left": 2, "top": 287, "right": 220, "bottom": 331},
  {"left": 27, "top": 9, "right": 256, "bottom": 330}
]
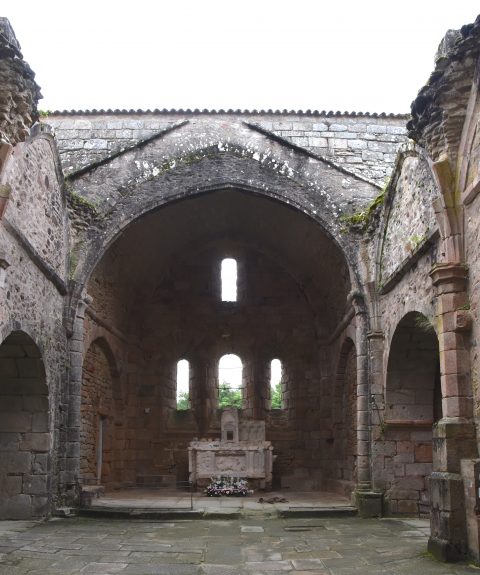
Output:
[{"left": 4, "top": 1, "right": 479, "bottom": 114}]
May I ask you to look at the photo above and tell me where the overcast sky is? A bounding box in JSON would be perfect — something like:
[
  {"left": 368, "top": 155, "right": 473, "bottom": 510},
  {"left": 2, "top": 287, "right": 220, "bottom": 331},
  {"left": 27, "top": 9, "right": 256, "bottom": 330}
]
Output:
[{"left": 4, "top": 1, "right": 480, "bottom": 114}]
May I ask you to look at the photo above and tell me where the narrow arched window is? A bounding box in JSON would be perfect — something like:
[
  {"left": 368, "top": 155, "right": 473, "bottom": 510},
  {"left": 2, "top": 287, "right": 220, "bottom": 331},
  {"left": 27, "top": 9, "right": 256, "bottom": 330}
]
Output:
[
  {"left": 176, "top": 359, "right": 190, "bottom": 410},
  {"left": 221, "top": 258, "right": 237, "bottom": 302},
  {"left": 218, "top": 354, "right": 243, "bottom": 408},
  {"left": 270, "top": 359, "right": 283, "bottom": 409}
]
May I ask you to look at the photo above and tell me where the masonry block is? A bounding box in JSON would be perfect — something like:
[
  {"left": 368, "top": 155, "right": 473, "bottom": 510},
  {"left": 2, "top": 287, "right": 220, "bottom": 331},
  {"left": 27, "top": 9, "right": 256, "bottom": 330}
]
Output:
[
  {"left": 20, "top": 432, "right": 51, "bottom": 453},
  {"left": 0, "top": 494, "right": 32, "bottom": 520},
  {"left": 433, "top": 420, "right": 477, "bottom": 473},
  {"left": 428, "top": 472, "right": 467, "bottom": 561},
  {"left": 23, "top": 474, "right": 48, "bottom": 495}
]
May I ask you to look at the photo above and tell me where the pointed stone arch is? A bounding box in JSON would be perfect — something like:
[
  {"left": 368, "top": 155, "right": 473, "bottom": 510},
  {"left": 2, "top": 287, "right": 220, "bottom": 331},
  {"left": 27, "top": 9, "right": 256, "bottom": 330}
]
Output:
[{"left": 0, "top": 330, "right": 50, "bottom": 519}]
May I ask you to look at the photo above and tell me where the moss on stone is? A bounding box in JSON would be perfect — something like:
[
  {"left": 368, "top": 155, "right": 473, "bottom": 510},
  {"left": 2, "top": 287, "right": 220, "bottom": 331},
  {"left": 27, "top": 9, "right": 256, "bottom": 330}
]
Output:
[{"left": 340, "top": 190, "right": 385, "bottom": 233}]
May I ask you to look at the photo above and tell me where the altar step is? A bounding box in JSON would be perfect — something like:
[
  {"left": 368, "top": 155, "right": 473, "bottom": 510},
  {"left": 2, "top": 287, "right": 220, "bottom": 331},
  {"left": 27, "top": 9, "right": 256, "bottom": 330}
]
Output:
[
  {"left": 78, "top": 488, "right": 357, "bottom": 520},
  {"left": 79, "top": 505, "right": 357, "bottom": 520}
]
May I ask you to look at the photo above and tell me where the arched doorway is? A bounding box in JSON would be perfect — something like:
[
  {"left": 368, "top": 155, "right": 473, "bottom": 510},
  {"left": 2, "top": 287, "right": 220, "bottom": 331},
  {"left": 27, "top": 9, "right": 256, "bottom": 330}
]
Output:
[
  {"left": 0, "top": 331, "right": 50, "bottom": 519},
  {"left": 384, "top": 312, "right": 441, "bottom": 514}
]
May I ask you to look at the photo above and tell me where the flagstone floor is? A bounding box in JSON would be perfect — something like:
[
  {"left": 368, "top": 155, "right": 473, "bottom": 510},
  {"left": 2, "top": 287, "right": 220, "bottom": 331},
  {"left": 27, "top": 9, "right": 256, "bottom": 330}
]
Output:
[{"left": 0, "top": 515, "right": 479, "bottom": 574}]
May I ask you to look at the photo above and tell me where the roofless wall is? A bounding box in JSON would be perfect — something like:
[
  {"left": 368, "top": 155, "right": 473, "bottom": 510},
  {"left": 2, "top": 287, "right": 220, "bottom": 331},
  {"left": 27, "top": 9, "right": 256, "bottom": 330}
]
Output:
[{"left": 45, "top": 110, "right": 408, "bottom": 187}]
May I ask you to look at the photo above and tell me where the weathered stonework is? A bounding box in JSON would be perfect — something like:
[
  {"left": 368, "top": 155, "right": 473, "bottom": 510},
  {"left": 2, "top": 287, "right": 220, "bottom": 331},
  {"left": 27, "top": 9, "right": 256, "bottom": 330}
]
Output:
[
  {"left": 47, "top": 111, "right": 407, "bottom": 187},
  {"left": 0, "top": 18, "right": 41, "bottom": 146},
  {"left": 2, "top": 13, "right": 480, "bottom": 563}
]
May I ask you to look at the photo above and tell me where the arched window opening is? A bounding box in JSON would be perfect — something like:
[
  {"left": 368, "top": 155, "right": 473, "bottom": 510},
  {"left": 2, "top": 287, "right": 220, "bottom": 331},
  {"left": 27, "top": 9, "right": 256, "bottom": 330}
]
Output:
[
  {"left": 218, "top": 354, "right": 243, "bottom": 408},
  {"left": 270, "top": 358, "right": 283, "bottom": 409},
  {"left": 221, "top": 258, "right": 237, "bottom": 302},
  {"left": 176, "top": 359, "right": 190, "bottom": 410}
]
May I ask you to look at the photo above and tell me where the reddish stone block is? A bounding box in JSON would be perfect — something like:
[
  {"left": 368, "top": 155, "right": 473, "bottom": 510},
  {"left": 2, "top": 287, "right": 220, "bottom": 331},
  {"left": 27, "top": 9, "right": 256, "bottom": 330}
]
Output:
[
  {"left": 405, "top": 462, "right": 433, "bottom": 476},
  {"left": 440, "top": 349, "right": 470, "bottom": 377},
  {"left": 437, "top": 292, "right": 468, "bottom": 314},
  {"left": 397, "top": 441, "right": 414, "bottom": 454},
  {"left": 442, "top": 395, "right": 473, "bottom": 419},
  {"left": 415, "top": 443, "right": 433, "bottom": 463},
  {"left": 439, "top": 311, "right": 456, "bottom": 332},
  {"left": 439, "top": 331, "right": 462, "bottom": 352}
]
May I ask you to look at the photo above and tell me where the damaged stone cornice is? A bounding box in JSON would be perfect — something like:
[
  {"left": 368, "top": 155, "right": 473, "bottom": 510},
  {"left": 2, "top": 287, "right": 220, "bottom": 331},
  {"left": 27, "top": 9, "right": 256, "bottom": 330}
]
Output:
[{"left": 407, "top": 15, "right": 480, "bottom": 164}]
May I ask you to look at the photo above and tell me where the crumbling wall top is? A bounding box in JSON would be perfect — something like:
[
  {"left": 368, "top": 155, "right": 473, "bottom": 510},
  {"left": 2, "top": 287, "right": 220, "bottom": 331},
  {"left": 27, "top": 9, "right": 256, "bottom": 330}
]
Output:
[
  {"left": 407, "top": 14, "right": 480, "bottom": 162},
  {"left": 0, "top": 17, "right": 42, "bottom": 145}
]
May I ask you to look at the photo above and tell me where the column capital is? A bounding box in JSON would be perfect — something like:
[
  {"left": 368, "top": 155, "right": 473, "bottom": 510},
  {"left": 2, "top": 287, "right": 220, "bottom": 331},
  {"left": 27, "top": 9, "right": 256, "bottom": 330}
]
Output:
[{"left": 430, "top": 263, "right": 468, "bottom": 294}]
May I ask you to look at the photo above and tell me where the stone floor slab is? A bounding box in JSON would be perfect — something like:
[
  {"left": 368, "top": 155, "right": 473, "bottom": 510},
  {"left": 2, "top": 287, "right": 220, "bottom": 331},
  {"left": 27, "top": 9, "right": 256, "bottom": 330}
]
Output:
[{"left": 0, "top": 516, "right": 479, "bottom": 574}]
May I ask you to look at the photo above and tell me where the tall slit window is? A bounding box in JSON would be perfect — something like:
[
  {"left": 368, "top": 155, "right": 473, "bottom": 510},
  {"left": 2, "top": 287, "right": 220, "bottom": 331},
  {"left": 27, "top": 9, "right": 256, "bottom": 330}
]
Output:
[
  {"left": 270, "top": 359, "right": 283, "bottom": 409},
  {"left": 221, "top": 258, "right": 237, "bottom": 302},
  {"left": 176, "top": 359, "right": 190, "bottom": 410},
  {"left": 218, "top": 354, "right": 243, "bottom": 408}
]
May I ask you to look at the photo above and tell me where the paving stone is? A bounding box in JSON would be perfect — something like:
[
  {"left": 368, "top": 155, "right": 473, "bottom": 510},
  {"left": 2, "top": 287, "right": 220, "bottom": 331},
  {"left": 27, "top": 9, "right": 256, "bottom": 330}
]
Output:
[
  {"left": 81, "top": 563, "right": 128, "bottom": 574},
  {"left": 244, "top": 560, "right": 292, "bottom": 571},
  {"left": 123, "top": 565, "right": 200, "bottom": 575},
  {"left": 244, "top": 549, "right": 282, "bottom": 561},
  {"left": 241, "top": 526, "right": 265, "bottom": 533},
  {"left": 292, "top": 558, "right": 327, "bottom": 569},
  {"left": 200, "top": 565, "right": 242, "bottom": 575}
]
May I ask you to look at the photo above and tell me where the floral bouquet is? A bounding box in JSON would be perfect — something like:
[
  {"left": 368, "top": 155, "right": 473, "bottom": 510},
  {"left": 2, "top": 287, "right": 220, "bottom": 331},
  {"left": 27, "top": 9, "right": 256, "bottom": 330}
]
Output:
[{"left": 204, "top": 476, "right": 249, "bottom": 497}]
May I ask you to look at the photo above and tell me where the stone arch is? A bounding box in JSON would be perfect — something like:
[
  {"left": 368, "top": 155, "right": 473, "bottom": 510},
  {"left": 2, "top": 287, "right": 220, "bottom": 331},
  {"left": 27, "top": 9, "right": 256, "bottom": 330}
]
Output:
[
  {"left": 80, "top": 336, "right": 122, "bottom": 488},
  {"left": 66, "top": 141, "right": 370, "bottom": 332},
  {"left": 70, "top": 172, "right": 370, "bottom": 493},
  {"left": 383, "top": 311, "right": 440, "bottom": 515},
  {"left": 0, "top": 330, "right": 50, "bottom": 519},
  {"left": 332, "top": 337, "right": 357, "bottom": 493}
]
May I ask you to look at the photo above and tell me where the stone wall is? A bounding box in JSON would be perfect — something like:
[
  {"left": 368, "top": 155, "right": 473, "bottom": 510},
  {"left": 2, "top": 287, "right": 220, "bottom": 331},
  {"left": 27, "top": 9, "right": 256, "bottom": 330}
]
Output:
[
  {"left": 372, "top": 245, "right": 438, "bottom": 515},
  {"left": 45, "top": 111, "right": 408, "bottom": 187},
  {"left": 0, "top": 130, "right": 69, "bottom": 516},
  {"left": 379, "top": 146, "right": 438, "bottom": 287},
  {"left": 4, "top": 136, "right": 67, "bottom": 276},
  {"left": 462, "top": 45, "right": 480, "bottom": 425}
]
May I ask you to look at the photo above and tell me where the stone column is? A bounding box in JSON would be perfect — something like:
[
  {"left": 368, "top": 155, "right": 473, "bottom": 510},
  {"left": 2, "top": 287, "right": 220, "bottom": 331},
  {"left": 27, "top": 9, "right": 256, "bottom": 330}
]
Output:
[
  {"left": 251, "top": 357, "right": 268, "bottom": 419},
  {"left": 350, "top": 292, "right": 383, "bottom": 516},
  {"left": 191, "top": 357, "right": 210, "bottom": 437},
  {"left": 428, "top": 263, "right": 477, "bottom": 561},
  {"left": 62, "top": 292, "right": 91, "bottom": 505}
]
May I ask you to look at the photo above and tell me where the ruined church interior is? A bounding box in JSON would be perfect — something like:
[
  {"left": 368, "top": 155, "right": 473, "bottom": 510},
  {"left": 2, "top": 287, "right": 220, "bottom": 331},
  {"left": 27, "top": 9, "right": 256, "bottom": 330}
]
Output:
[{"left": 1, "top": 12, "right": 480, "bottom": 564}]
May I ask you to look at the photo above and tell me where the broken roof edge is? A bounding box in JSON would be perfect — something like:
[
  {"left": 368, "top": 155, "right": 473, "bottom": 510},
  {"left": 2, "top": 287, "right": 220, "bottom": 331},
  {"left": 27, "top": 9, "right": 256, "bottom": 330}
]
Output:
[
  {"left": 42, "top": 108, "right": 410, "bottom": 119},
  {"left": 408, "top": 14, "right": 480, "bottom": 141}
]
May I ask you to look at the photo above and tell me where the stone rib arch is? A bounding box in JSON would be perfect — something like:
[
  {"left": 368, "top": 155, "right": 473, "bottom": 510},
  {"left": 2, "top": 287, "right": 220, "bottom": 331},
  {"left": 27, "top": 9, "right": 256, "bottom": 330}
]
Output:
[
  {"left": 68, "top": 183, "right": 365, "bottom": 336},
  {"left": 66, "top": 122, "right": 379, "bottom": 327}
]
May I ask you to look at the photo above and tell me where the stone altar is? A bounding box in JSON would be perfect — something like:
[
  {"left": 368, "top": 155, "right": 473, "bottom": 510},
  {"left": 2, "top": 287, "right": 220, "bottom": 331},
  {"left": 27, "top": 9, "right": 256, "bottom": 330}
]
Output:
[{"left": 188, "top": 409, "right": 274, "bottom": 489}]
